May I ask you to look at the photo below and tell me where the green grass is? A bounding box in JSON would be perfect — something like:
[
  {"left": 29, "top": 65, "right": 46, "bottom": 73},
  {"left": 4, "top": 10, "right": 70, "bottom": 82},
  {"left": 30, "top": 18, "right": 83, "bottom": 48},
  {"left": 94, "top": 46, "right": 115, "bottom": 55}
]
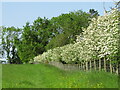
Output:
[
  {"left": 0, "top": 64, "right": 2, "bottom": 89},
  {"left": 2, "top": 64, "right": 118, "bottom": 88}
]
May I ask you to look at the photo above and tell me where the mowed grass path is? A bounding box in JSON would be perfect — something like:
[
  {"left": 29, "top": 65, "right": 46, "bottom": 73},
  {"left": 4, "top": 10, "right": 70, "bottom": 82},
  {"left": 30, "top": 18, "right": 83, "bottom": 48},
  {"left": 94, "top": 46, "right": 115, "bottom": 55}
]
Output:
[{"left": 2, "top": 64, "right": 118, "bottom": 88}]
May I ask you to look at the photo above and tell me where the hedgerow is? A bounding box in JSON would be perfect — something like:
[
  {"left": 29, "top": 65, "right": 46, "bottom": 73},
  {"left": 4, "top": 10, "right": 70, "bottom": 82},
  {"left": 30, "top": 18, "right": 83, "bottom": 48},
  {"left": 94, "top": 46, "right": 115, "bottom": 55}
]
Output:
[{"left": 34, "top": 9, "right": 120, "bottom": 64}]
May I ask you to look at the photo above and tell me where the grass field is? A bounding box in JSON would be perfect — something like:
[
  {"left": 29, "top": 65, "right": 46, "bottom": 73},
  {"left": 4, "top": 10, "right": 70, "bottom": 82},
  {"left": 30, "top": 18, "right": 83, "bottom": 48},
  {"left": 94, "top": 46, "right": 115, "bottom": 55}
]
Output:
[
  {"left": 0, "top": 64, "right": 2, "bottom": 89},
  {"left": 2, "top": 64, "right": 118, "bottom": 88}
]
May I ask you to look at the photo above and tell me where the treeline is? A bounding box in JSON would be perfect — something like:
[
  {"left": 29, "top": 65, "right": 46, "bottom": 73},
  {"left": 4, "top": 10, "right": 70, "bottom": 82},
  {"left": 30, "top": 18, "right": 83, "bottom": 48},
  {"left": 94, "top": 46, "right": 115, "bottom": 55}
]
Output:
[
  {"left": 0, "top": 9, "right": 99, "bottom": 64},
  {"left": 34, "top": 7, "right": 120, "bottom": 76},
  {"left": 34, "top": 8, "right": 119, "bottom": 64}
]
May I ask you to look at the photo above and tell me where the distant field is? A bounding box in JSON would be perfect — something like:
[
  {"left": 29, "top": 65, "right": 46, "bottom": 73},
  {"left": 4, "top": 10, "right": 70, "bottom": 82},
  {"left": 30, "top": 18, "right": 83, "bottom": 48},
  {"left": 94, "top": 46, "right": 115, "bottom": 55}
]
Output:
[{"left": 2, "top": 64, "right": 118, "bottom": 88}]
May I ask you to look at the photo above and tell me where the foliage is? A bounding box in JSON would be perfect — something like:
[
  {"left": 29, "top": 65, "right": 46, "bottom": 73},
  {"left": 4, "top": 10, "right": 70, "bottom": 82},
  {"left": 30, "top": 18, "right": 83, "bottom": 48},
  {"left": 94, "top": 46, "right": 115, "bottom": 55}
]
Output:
[
  {"left": 14, "top": 17, "right": 52, "bottom": 63},
  {"left": 1, "top": 26, "right": 22, "bottom": 64},
  {"left": 45, "top": 33, "right": 69, "bottom": 50},
  {"left": 1, "top": 9, "right": 92, "bottom": 63},
  {"left": 78, "top": 8, "right": 119, "bottom": 61},
  {"left": 34, "top": 9, "right": 120, "bottom": 64},
  {"left": 45, "top": 10, "right": 91, "bottom": 50},
  {"left": 89, "top": 9, "right": 99, "bottom": 18},
  {"left": 0, "top": 26, "right": 3, "bottom": 57},
  {"left": 1, "top": 8, "right": 114, "bottom": 64}
]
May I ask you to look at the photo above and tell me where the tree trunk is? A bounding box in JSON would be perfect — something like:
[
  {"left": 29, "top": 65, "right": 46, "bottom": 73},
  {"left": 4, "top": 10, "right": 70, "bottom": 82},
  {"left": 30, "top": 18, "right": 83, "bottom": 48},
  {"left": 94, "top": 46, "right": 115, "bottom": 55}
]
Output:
[
  {"left": 116, "top": 64, "right": 118, "bottom": 75},
  {"left": 112, "top": 64, "right": 115, "bottom": 73},
  {"left": 104, "top": 57, "right": 106, "bottom": 72},
  {"left": 99, "top": 58, "right": 101, "bottom": 71},
  {"left": 109, "top": 59, "right": 112, "bottom": 73},
  {"left": 83, "top": 62, "right": 85, "bottom": 71},
  {"left": 81, "top": 62, "right": 83, "bottom": 70},
  {"left": 118, "top": 63, "right": 120, "bottom": 75},
  {"left": 90, "top": 60, "right": 92, "bottom": 71},
  {"left": 79, "top": 63, "right": 81, "bottom": 70},
  {"left": 94, "top": 60, "right": 96, "bottom": 70},
  {"left": 86, "top": 61, "right": 88, "bottom": 71}
]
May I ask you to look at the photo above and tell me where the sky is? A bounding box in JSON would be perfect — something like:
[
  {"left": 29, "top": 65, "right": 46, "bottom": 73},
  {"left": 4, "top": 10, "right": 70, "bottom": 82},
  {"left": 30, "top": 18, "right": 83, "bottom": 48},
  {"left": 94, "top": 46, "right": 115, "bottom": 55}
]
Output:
[
  {"left": 1, "top": 2, "right": 115, "bottom": 28},
  {"left": 1, "top": 0, "right": 120, "bottom": 2}
]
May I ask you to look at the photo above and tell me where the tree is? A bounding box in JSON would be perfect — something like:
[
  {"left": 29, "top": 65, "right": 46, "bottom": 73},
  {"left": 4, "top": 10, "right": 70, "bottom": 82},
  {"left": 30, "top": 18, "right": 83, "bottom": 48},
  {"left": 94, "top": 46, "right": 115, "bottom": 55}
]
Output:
[
  {"left": 46, "top": 10, "right": 91, "bottom": 50},
  {"left": 1, "top": 26, "right": 22, "bottom": 64},
  {"left": 15, "top": 17, "right": 52, "bottom": 63},
  {"left": 34, "top": 8, "right": 120, "bottom": 64},
  {"left": 0, "top": 26, "right": 3, "bottom": 58},
  {"left": 45, "top": 33, "right": 69, "bottom": 50},
  {"left": 89, "top": 9, "right": 99, "bottom": 17}
]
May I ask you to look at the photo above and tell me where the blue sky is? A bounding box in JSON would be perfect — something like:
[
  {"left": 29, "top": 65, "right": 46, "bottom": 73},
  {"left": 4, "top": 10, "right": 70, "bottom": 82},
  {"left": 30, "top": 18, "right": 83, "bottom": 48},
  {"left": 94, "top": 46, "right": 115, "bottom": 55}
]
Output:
[{"left": 2, "top": 2, "right": 114, "bottom": 28}]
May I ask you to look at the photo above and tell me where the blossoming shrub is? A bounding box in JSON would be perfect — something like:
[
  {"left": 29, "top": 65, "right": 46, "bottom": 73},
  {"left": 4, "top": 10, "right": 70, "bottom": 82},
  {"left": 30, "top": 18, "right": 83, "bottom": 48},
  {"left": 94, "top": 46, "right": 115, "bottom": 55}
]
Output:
[
  {"left": 34, "top": 9, "right": 120, "bottom": 64},
  {"left": 76, "top": 8, "right": 119, "bottom": 61}
]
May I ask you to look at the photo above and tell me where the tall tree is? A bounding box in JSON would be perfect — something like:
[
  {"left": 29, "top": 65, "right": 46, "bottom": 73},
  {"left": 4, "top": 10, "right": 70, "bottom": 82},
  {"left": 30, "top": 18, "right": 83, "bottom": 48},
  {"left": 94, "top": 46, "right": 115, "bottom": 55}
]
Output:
[
  {"left": 0, "top": 26, "right": 3, "bottom": 58},
  {"left": 46, "top": 10, "right": 91, "bottom": 50},
  {"left": 15, "top": 17, "right": 52, "bottom": 63},
  {"left": 1, "top": 26, "right": 22, "bottom": 64},
  {"left": 89, "top": 9, "right": 99, "bottom": 17}
]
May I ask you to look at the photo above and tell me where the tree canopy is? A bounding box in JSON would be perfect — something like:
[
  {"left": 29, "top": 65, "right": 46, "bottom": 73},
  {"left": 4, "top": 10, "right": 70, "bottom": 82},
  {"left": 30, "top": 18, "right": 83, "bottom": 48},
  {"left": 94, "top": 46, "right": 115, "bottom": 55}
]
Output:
[
  {"left": 34, "top": 8, "right": 120, "bottom": 64},
  {"left": 1, "top": 9, "right": 99, "bottom": 64}
]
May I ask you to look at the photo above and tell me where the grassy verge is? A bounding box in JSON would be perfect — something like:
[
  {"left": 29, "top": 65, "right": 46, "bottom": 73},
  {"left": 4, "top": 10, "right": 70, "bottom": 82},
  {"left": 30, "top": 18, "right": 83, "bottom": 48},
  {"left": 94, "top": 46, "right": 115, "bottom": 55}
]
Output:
[
  {"left": 2, "top": 64, "right": 118, "bottom": 88},
  {"left": 0, "top": 64, "right": 2, "bottom": 89}
]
